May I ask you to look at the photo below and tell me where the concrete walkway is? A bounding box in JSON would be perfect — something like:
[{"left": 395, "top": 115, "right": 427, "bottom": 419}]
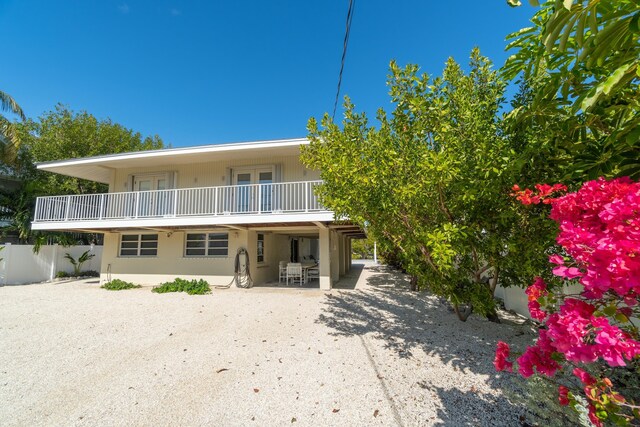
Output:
[{"left": 0, "top": 262, "right": 541, "bottom": 426}]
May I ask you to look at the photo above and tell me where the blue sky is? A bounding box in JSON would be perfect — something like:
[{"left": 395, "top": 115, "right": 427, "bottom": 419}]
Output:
[{"left": 0, "top": 1, "right": 534, "bottom": 148}]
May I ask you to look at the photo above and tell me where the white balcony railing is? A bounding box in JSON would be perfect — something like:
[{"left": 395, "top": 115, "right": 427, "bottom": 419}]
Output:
[{"left": 33, "top": 180, "right": 327, "bottom": 223}]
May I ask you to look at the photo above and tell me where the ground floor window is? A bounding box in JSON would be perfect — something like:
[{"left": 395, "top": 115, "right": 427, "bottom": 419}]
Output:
[
  {"left": 257, "top": 233, "right": 265, "bottom": 263},
  {"left": 120, "top": 234, "right": 158, "bottom": 256},
  {"left": 185, "top": 232, "right": 228, "bottom": 257}
]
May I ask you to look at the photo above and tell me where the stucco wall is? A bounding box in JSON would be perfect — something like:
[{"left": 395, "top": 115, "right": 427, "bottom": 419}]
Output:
[
  {"left": 100, "top": 229, "right": 300, "bottom": 287},
  {"left": 110, "top": 155, "right": 321, "bottom": 192},
  {"left": 0, "top": 244, "right": 103, "bottom": 285},
  {"left": 100, "top": 230, "right": 245, "bottom": 286}
]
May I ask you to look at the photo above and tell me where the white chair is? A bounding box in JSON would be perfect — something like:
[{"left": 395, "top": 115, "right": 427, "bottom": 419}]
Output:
[
  {"left": 286, "top": 263, "right": 304, "bottom": 286},
  {"left": 278, "top": 261, "right": 287, "bottom": 284},
  {"left": 307, "top": 267, "right": 319, "bottom": 281}
]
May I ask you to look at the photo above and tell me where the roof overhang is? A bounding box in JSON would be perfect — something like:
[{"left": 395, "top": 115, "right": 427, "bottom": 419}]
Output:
[{"left": 36, "top": 138, "right": 309, "bottom": 184}]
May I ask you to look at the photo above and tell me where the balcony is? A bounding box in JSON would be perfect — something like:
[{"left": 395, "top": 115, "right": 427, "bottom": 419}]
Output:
[{"left": 32, "top": 180, "right": 333, "bottom": 230}]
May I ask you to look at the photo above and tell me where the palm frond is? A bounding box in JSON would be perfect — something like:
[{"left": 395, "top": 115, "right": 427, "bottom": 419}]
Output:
[{"left": 0, "top": 90, "right": 25, "bottom": 121}]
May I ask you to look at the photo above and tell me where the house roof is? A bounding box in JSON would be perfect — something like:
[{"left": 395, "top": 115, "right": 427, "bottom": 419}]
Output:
[{"left": 36, "top": 138, "right": 309, "bottom": 184}]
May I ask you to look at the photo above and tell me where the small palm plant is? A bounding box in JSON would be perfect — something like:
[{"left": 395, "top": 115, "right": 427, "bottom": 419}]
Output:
[{"left": 64, "top": 250, "right": 95, "bottom": 277}]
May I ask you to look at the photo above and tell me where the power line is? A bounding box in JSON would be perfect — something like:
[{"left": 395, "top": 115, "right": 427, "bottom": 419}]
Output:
[{"left": 332, "top": 0, "right": 356, "bottom": 121}]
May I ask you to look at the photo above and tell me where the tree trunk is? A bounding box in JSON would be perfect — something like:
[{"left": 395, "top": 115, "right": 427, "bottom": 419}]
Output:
[
  {"left": 485, "top": 309, "right": 501, "bottom": 323},
  {"left": 453, "top": 302, "right": 473, "bottom": 321},
  {"left": 410, "top": 275, "right": 418, "bottom": 292},
  {"left": 486, "top": 268, "right": 501, "bottom": 323}
]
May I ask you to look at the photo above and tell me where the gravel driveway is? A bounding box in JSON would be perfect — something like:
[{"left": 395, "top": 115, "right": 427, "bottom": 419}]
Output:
[{"left": 1, "top": 262, "right": 544, "bottom": 426}]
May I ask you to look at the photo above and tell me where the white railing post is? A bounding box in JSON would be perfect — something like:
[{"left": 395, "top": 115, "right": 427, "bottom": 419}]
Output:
[
  {"left": 99, "top": 194, "right": 105, "bottom": 220},
  {"left": 34, "top": 198, "right": 41, "bottom": 221},
  {"left": 173, "top": 189, "right": 178, "bottom": 217},
  {"left": 134, "top": 192, "right": 140, "bottom": 218},
  {"left": 214, "top": 187, "right": 219, "bottom": 215},
  {"left": 257, "top": 184, "right": 262, "bottom": 214},
  {"left": 64, "top": 195, "right": 71, "bottom": 221},
  {"left": 305, "top": 182, "right": 309, "bottom": 212}
]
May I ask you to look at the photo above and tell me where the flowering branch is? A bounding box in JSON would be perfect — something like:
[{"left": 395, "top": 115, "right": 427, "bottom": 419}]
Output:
[{"left": 496, "top": 177, "right": 640, "bottom": 426}]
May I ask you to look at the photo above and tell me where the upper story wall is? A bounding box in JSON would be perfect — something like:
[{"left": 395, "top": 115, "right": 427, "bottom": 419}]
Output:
[{"left": 110, "top": 154, "right": 321, "bottom": 192}]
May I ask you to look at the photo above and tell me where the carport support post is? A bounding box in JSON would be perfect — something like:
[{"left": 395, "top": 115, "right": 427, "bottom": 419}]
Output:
[
  {"left": 373, "top": 241, "right": 377, "bottom": 264},
  {"left": 318, "top": 227, "right": 332, "bottom": 290}
]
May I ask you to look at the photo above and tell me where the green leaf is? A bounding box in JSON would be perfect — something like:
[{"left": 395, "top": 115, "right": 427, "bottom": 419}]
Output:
[
  {"left": 563, "top": 0, "right": 573, "bottom": 10},
  {"left": 602, "top": 63, "right": 633, "bottom": 95}
]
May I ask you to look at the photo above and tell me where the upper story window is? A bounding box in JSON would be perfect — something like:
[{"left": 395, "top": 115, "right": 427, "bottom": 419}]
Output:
[
  {"left": 185, "top": 232, "right": 229, "bottom": 257},
  {"left": 120, "top": 234, "right": 158, "bottom": 257}
]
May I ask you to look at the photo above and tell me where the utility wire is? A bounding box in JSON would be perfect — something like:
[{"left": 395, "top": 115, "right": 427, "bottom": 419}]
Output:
[{"left": 332, "top": 0, "right": 356, "bottom": 121}]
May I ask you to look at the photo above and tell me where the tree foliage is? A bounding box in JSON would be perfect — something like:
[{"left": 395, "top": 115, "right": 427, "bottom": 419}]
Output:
[
  {"left": 504, "top": 0, "right": 640, "bottom": 179},
  {"left": 13, "top": 104, "right": 164, "bottom": 194},
  {"left": 0, "top": 104, "right": 164, "bottom": 244},
  {"left": 303, "top": 49, "right": 556, "bottom": 321},
  {"left": 0, "top": 89, "right": 26, "bottom": 164}
]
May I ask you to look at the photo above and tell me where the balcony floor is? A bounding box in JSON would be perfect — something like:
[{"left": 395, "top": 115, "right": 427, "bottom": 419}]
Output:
[{"left": 31, "top": 211, "right": 336, "bottom": 232}]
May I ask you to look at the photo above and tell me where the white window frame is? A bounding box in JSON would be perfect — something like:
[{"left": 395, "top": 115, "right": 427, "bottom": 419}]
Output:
[
  {"left": 119, "top": 233, "right": 158, "bottom": 257},
  {"left": 184, "top": 232, "right": 229, "bottom": 258}
]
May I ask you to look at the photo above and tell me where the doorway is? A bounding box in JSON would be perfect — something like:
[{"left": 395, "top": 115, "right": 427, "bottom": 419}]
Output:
[
  {"left": 233, "top": 167, "right": 274, "bottom": 213},
  {"left": 133, "top": 174, "right": 170, "bottom": 216}
]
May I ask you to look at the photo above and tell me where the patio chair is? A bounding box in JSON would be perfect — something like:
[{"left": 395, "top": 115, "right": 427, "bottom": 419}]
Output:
[
  {"left": 278, "top": 261, "right": 287, "bottom": 284},
  {"left": 307, "top": 266, "right": 319, "bottom": 281},
  {"left": 286, "top": 263, "right": 304, "bottom": 286}
]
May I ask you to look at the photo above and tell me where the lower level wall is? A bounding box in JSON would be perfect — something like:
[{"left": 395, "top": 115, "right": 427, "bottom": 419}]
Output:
[{"left": 101, "top": 229, "right": 282, "bottom": 286}]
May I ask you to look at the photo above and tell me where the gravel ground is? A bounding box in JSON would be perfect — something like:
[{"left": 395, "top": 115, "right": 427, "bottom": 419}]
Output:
[{"left": 0, "top": 262, "right": 541, "bottom": 427}]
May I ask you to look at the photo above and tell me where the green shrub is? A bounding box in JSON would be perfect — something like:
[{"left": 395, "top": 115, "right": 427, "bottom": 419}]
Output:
[
  {"left": 56, "top": 271, "right": 70, "bottom": 278},
  {"left": 64, "top": 250, "right": 96, "bottom": 276},
  {"left": 81, "top": 270, "right": 100, "bottom": 277},
  {"left": 101, "top": 279, "right": 141, "bottom": 290},
  {"left": 152, "top": 278, "right": 210, "bottom": 295}
]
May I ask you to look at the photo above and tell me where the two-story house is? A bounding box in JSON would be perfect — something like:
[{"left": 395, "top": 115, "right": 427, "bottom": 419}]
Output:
[{"left": 31, "top": 138, "right": 364, "bottom": 289}]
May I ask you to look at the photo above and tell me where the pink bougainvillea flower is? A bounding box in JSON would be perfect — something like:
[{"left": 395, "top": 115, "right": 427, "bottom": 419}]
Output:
[
  {"left": 573, "top": 367, "right": 596, "bottom": 386},
  {"left": 558, "top": 385, "right": 570, "bottom": 406},
  {"left": 494, "top": 341, "right": 513, "bottom": 372},
  {"left": 552, "top": 265, "right": 583, "bottom": 279},
  {"left": 503, "top": 177, "right": 640, "bottom": 424},
  {"left": 525, "top": 278, "right": 549, "bottom": 320},
  {"left": 549, "top": 254, "right": 565, "bottom": 265}
]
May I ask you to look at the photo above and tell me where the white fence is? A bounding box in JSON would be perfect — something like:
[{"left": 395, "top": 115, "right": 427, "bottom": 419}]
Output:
[
  {"left": 495, "top": 282, "right": 584, "bottom": 320},
  {"left": 0, "top": 244, "right": 103, "bottom": 285},
  {"left": 494, "top": 285, "right": 531, "bottom": 319}
]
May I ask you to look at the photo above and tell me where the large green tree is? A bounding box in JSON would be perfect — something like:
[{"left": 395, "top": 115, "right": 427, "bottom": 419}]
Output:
[
  {"left": 303, "top": 49, "right": 556, "bottom": 321},
  {"left": 0, "top": 105, "right": 164, "bottom": 243},
  {"left": 15, "top": 104, "right": 164, "bottom": 194},
  {"left": 504, "top": 0, "right": 640, "bottom": 179}
]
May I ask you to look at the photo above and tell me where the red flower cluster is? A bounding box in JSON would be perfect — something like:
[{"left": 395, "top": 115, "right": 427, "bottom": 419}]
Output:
[
  {"left": 511, "top": 183, "right": 567, "bottom": 205},
  {"left": 494, "top": 341, "right": 513, "bottom": 372},
  {"left": 526, "top": 276, "right": 548, "bottom": 321}
]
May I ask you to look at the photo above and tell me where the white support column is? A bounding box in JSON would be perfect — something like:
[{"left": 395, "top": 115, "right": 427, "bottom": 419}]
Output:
[
  {"left": 373, "top": 241, "right": 377, "bottom": 264},
  {"left": 330, "top": 230, "right": 339, "bottom": 283},
  {"left": 319, "top": 227, "right": 331, "bottom": 290},
  {"left": 49, "top": 243, "right": 58, "bottom": 281},
  {"left": 338, "top": 234, "right": 345, "bottom": 276}
]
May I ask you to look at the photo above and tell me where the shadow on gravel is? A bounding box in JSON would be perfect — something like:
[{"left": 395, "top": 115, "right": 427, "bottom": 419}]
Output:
[{"left": 316, "top": 263, "right": 560, "bottom": 426}]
